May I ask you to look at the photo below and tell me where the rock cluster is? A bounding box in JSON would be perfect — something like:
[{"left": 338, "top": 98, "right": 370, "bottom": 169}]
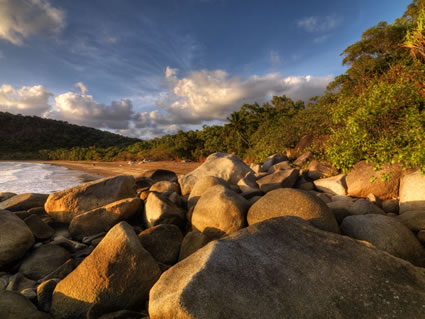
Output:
[{"left": 1, "top": 152, "right": 425, "bottom": 318}]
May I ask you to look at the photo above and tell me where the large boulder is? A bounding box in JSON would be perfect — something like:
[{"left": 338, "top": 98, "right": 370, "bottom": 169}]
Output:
[
  {"left": 399, "top": 170, "right": 425, "bottom": 214},
  {"left": 178, "top": 153, "right": 252, "bottom": 196},
  {"left": 256, "top": 168, "right": 299, "bottom": 193},
  {"left": 327, "top": 199, "right": 384, "bottom": 223},
  {"left": 187, "top": 176, "right": 230, "bottom": 210},
  {"left": 0, "top": 210, "right": 35, "bottom": 268},
  {"left": 0, "top": 193, "right": 48, "bottom": 212},
  {"left": 44, "top": 175, "right": 136, "bottom": 223},
  {"left": 346, "top": 161, "right": 402, "bottom": 199},
  {"left": 138, "top": 224, "right": 183, "bottom": 265},
  {"left": 0, "top": 290, "right": 51, "bottom": 319},
  {"left": 341, "top": 214, "right": 425, "bottom": 267},
  {"left": 191, "top": 185, "right": 249, "bottom": 238},
  {"left": 397, "top": 210, "right": 425, "bottom": 232},
  {"left": 69, "top": 197, "right": 142, "bottom": 240},
  {"left": 313, "top": 174, "right": 347, "bottom": 196},
  {"left": 144, "top": 192, "right": 185, "bottom": 228},
  {"left": 24, "top": 214, "right": 55, "bottom": 241},
  {"left": 247, "top": 188, "right": 340, "bottom": 233},
  {"left": 51, "top": 222, "right": 161, "bottom": 319},
  {"left": 149, "top": 217, "right": 425, "bottom": 318},
  {"left": 18, "top": 244, "right": 70, "bottom": 281},
  {"left": 178, "top": 230, "right": 212, "bottom": 261}
]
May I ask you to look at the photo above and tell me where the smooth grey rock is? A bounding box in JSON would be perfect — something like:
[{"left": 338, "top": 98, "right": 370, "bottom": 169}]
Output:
[
  {"left": 149, "top": 217, "right": 425, "bottom": 319},
  {"left": 341, "top": 214, "right": 425, "bottom": 267},
  {"left": 0, "top": 210, "right": 35, "bottom": 267},
  {"left": 19, "top": 245, "right": 70, "bottom": 281},
  {"left": 397, "top": 210, "right": 425, "bottom": 232},
  {"left": 0, "top": 290, "right": 51, "bottom": 319},
  {"left": 138, "top": 224, "right": 183, "bottom": 265},
  {"left": 24, "top": 214, "right": 54, "bottom": 241},
  {"left": 178, "top": 231, "right": 212, "bottom": 261}
]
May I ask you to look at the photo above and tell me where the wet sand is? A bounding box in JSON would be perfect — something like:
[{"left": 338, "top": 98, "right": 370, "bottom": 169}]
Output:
[{"left": 32, "top": 160, "right": 201, "bottom": 178}]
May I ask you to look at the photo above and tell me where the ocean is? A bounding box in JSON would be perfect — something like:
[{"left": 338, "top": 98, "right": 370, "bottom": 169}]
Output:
[{"left": 0, "top": 162, "right": 102, "bottom": 194}]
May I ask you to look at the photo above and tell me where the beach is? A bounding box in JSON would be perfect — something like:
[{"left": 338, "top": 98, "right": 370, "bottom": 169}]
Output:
[{"left": 35, "top": 160, "right": 202, "bottom": 178}]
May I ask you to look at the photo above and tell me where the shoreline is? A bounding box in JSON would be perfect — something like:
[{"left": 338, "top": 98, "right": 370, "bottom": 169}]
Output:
[{"left": 27, "top": 160, "right": 202, "bottom": 178}]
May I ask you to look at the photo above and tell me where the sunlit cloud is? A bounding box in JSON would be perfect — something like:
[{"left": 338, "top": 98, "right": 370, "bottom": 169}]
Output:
[
  {"left": 0, "top": 84, "right": 52, "bottom": 116},
  {"left": 0, "top": 0, "right": 65, "bottom": 46}
]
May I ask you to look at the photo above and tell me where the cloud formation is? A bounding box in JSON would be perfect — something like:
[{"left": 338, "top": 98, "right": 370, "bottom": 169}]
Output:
[
  {"left": 297, "top": 15, "right": 342, "bottom": 33},
  {"left": 154, "top": 67, "right": 332, "bottom": 124},
  {"left": 0, "top": 69, "right": 333, "bottom": 139},
  {"left": 0, "top": 84, "right": 52, "bottom": 116},
  {"left": 53, "top": 90, "right": 134, "bottom": 130},
  {"left": 0, "top": 0, "right": 65, "bottom": 45}
]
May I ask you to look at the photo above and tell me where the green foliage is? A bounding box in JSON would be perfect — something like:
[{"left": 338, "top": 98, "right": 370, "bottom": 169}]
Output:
[{"left": 325, "top": 65, "right": 425, "bottom": 171}]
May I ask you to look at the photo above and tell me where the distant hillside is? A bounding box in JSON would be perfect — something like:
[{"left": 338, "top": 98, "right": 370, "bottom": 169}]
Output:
[{"left": 0, "top": 112, "right": 140, "bottom": 159}]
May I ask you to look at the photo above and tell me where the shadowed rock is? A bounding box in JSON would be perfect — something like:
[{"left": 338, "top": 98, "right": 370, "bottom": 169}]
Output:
[
  {"left": 341, "top": 214, "right": 425, "bottom": 267},
  {"left": 19, "top": 244, "right": 70, "bottom": 281},
  {"left": 69, "top": 197, "right": 142, "bottom": 240},
  {"left": 138, "top": 224, "right": 183, "bottom": 265},
  {"left": 0, "top": 210, "right": 35, "bottom": 268},
  {"left": 0, "top": 193, "right": 48, "bottom": 212},
  {"left": 149, "top": 217, "right": 425, "bottom": 319},
  {"left": 0, "top": 290, "right": 51, "bottom": 319}
]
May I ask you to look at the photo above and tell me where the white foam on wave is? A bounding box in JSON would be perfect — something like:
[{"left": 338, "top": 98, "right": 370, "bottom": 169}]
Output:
[{"left": 0, "top": 162, "right": 102, "bottom": 194}]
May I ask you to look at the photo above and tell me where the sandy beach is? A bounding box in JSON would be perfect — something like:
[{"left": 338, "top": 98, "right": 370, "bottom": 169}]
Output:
[{"left": 33, "top": 160, "right": 201, "bottom": 178}]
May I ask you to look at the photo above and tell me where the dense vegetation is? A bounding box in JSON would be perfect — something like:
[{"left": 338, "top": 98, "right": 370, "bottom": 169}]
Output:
[
  {"left": 0, "top": 112, "right": 139, "bottom": 160},
  {"left": 2, "top": 0, "right": 425, "bottom": 172}
]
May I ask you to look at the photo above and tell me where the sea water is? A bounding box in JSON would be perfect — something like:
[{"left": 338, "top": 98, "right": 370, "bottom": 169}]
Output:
[{"left": 0, "top": 162, "right": 101, "bottom": 194}]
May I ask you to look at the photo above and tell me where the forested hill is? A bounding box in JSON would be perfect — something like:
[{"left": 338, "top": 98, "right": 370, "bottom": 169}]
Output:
[{"left": 0, "top": 112, "right": 139, "bottom": 159}]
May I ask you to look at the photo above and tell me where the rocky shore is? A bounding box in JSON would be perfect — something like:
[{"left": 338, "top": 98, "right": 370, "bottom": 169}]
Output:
[{"left": 1, "top": 152, "right": 425, "bottom": 318}]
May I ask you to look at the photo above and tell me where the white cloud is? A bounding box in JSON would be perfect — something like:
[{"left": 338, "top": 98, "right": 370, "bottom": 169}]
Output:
[
  {"left": 153, "top": 67, "right": 332, "bottom": 124},
  {"left": 297, "top": 15, "right": 342, "bottom": 33},
  {"left": 52, "top": 86, "right": 134, "bottom": 129},
  {"left": 75, "top": 82, "right": 88, "bottom": 95},
  {"left": 0, "top": 0, "right": 65, "bottom": 46},
  {"left": 0, "top": 84, "right": 52, "bottom": 115}
]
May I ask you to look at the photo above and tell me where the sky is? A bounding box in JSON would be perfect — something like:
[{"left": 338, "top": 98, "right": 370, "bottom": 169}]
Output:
[{"left": 0, "top": 0, "right": 412, "bottom": 139}]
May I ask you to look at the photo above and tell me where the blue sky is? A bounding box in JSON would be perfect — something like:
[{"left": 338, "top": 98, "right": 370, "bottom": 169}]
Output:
[{"left": 0, "top": 0, "right": 412, "bottom": 138}]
